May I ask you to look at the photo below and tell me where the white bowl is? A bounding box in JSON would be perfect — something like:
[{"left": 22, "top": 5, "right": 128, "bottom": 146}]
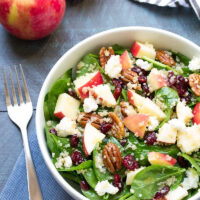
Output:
[{"left": 36, "top": 27, "right": 200, "bottom": 200}]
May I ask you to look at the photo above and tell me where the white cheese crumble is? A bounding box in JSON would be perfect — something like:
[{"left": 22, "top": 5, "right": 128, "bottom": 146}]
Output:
[
  {"left": 136, "top": 59, "right": 153, "bottom": 71},
  {"left": 95, "top": 180, "right": 119, "bottom": 196},
  {"left": 147, "top": 116, "right": 159, "bottom": 131},
  {"left": 181, "top": 168, "right": 199, "bottom": 190},
  {"left": 165, "top": 186, "right": 188, "bottom": 200},
  {"left": 55, "top": 151, "right": 72, "bottom": 169},
  {"left": 83, "top": 96, "right": 98, "bottom": 113},
  {"left": 105, "top": 55, "right": 122, "bottom": 79},
  {"left": 47, "top": 120, "right": 53, "bottom": 126},
  {"left": 95, "top": 152, "right": 106, "bottom": 173},
  {"left": 188, "top": 56, "right": 200, "bottom": 71},
  {"left": 55, "top": 117, "right": 78, "bottom": 137}
]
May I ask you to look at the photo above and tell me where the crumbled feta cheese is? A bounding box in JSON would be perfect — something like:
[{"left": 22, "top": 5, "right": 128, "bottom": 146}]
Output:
[
  {"left": 126, "top": 167, "right": 145, "bottom": 185},
  {"left": 105, "top": 55, "right": 122, "bottom": 78},
  {"left": 98, "top": 110, "right": 109, "bottom": 117},
  {"left": 188, "top": 56, "right": 200, "bottom": 71},
  {"left": 55, "top": 117, "right": 78, "bottom": 137},
  {"left": 165, "top": 186, "right": 188, "bottom": 200},
  {"left": 55, "top": 151, "right": 72, "bottom": 169},
  {"left": 130, "top": 189, "right": 135, "bottom": 194},
  {"left": 125, "top": 140, "right": 137, "bottom": 151},
  {"left": 148, "top": 116, "right": 159, "bottom": 131},
  {"left": 181, "top": 168, "right": 199, "bottom": 190},
  {"left": 157, "top": 123, "right": 177, "bottom": 144},
  {"left": 95, "top": 180, "right": 119, "bottom": 196},
  {"left": 95, "top": 152, "right": 106, "bottom": 173},
  {"left": 136, "top": 59, "right": 153, "bottom": 71},
  {"left": 127, "top": 82, "right": 139, "bottom": 90},
  {"left": 176, "top": 101, "right": 193, "bottom": 124},
  {"left": 83, "top": 96, "right": 98, "bottom": 113},
  {"left": 47, "top": 120, "right": 53, "bottom": 127}
]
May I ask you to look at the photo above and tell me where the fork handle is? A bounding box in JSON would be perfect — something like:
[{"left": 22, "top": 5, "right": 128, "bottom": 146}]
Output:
[{"left": 21, "top": 127, "right": 43, "bottom": 200}]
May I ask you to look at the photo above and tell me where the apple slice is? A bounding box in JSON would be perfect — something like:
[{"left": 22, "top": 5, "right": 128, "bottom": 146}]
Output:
[
  {"left": 120, "top": 50, "right": 132, "bottom": 69},
  {"left": 92, "top": 84, "right": 117, "bottom": 107},
  {"left": 74, "top": 71, "right": 103, "bottom": 99},
  {"left": 83, "top": 123, "right": 105, "bottom": 156},
  {"left": 123, "top": 114, "right": 149, "bottom": 138},
  {"left": 128, "top": 89, "right": 166, "bottom": 121},
  {"left": 54, "top": 93, "right": 80, "bottom": 120},
  {"left": 148, "top": 152, "right": 177, "bottom": 166},
  {"left": 193, "top": 102, "right": 200, "bottom": 125},
  {"left": 131, "top": 41, "right": 156, "bottom": 60},
  {"left": 147, "top": 68, "right": 168, "bottom": 92}
]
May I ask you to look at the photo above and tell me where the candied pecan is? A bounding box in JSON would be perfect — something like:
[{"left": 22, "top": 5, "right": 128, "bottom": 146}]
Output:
[
  {"left": 156, "top": 50, "right": 176, "bottom": 66},
  {"left": 109, "top": 112, "right": 125, "bottom": 139},
  {"left": 102, "top": 143, "right": 122, "bottom": 173},
  {"left": 189, "top": 73, "right": 200, "bottom": 96},
  {"left": 99, "top": 47, "right": 115, "bottom": 68},
  {"left": 121, "top": 69, "right": 141, "bottom": 90},
  {"left": 77, "top": 112, "right": 103, "bottom": 129}
]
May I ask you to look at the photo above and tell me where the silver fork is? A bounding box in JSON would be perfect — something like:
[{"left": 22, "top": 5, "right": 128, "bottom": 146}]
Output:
[{"left": 3, "top": 65, "right": 43, "bottom": 200}]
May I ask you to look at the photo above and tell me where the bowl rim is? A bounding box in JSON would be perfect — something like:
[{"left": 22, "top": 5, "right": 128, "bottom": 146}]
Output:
[{"left": 36, "top": 26, "right": 200, "bottom": 200}]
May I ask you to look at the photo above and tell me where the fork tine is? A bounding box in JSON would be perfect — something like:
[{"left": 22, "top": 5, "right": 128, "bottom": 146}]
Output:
[
  {"left": 3, "top": 69, "right": 11, "bottom": 107},
  {"left": 19, "top": 64, "right": 31, "bottom": 102},
  {"left": 14, "top": 66, "right": 24, "bottom": 104},
  {"left": 9, "top": 67, "right": 18, "bottom": 106}
]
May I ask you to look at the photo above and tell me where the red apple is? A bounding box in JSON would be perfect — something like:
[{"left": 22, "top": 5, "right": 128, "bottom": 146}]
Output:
[
  {"left": 120, "top": 50, "right": 132, "bottom": 69},
  {"left": 54, "top": 93, "right": 80, "bottom": 120},
  {"left": 148, "top": 152, "right": 177, "bottom": 166},
  {"left": 83, "top": 123, "right": 105, "bottom": 156},
  {"left": 74, "top": 71, "right": 103, "bottom": 99},
  {"left": 123, "top": 114, "right": 149, "bottom": 138},
  {"left": 0, "top": 0, "right": 66, "bottom": 40},
  {"left": 131, "top": 41, "right": 156, "bottom": 60},
  {"left": 193, "top": 102, "right": 200, "bottom": 125}
]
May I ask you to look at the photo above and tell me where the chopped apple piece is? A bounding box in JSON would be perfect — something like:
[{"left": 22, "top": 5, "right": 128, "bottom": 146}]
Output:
[
  {"left": 147, "top": 68, "right": 168, "bottom": 92},
  {"left": 126, "top": 167, "right": 145, "bottom": 185},
  {"left": 120, "top": 50, "right": 132, "bottom": 69},
  {"left": 192, "top": 102, "right": 200, "bottom": 125},
  {"left": 74, "top": 71, "right": 103, "bottom": 99},
  {"left": 123, "top": 114, "right": 149, "bottom": 138},
  {"left": 92, "top": 84, "right": 116, "bottom": 107},
  {"left": 131, "top": 41, "right": 156, "bottom": 60},
  {"left": 54, "top": 93, "right": 80, "bottom": 120},
  {"left": 83, "top": 123, "right": 105, "bottom": 156},
  {"left": 148, "top": 152, "right": 177, "bottom": 166}
]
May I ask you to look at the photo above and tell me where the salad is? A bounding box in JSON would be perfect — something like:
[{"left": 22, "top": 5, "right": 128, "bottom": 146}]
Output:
[{"left": 44, "top": 41, "right": 200, "bottom": 200}]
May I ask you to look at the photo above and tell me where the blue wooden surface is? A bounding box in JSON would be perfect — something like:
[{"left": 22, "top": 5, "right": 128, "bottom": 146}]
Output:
[{"left": 0, "top": 0, "right": 200, "bottom": 193}]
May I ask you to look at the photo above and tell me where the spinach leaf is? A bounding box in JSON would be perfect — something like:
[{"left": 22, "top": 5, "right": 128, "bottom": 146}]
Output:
[
  {"left": 44, "top": 69, "right": 72, "bottom": 120},
  {"left": 81, "top": 188, "right": 102, "bottom": 200},
  {"left": 154, "top": 87, "right": 179, "bottom": 129},
  {"left": 124, "top": 195, "right": 138, "bottom": 200},
  {"left": 170, "top": 173, "right": 183, "bottom": 190},
  {"left": 171, "top": 51, "right": 190, "bottom": 66},
  {"left": 180, "top": 153, "right": 200, "bottom": 173},
  {"left": 131, "top": 165, "right": 185, "bottom": 199},
  {"left": 126, "top": 134, "right": 180, "bottom": 166},
  {"left": 110, "top": 185, "right": 131, "bottom": 200},
  {"left": 58, "top": 160, "right": 92, "bottom": 172},
  {"left": 122, "top": 89, "right": 128, "bottom": 102},
  {"left": 112, "top": 44, "right": 128, "bottom": 55},
  {"left": 83, "top": 168, "right": 98, "bottom": 189},
  {"left": 60, "top": 171, "right": 81, "bottom": 184}
]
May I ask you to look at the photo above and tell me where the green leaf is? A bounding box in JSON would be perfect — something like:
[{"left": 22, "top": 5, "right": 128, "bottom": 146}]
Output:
[
  {"left": 171, "top": 51, "right": 190, "bottom": 66},
  {"left": 83, "top": 168, "right": 98, "bottom": 189},
  {"left": 110, "top": 185, "right": 131, "bottom": 200},
  {"left": 124, "top": 195, "right": 138, "bottom": 200},
  {"left": 122, "top": 89, "right": 128, "bottom": 101},
  {"left": 112, "top": 44, "right": 127, "bottom": 55},
  {"left": 131, "top": 165, "right": 185, "bottom": 199},
  {"left": 58, "top": 160, "right": 93, "bottom": 172},
  {"left": 60, "top": 172, "right": 81, "bottom": 184},
  {"left": 81, "top": 188, "right": 102, "bottom": 200}
]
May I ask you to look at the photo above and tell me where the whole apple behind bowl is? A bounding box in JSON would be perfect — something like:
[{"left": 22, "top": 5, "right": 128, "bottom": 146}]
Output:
[{"left": 0, "top": 0, "right": 66, "bottom": 40}]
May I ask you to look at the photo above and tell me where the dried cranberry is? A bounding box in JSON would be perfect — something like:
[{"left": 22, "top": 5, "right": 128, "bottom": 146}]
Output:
[
  {"left": 68, "top": 90, "right": 79, "bottom": 100},
  {"left": 113, "top": 174, "right": 123, "bottom": 192},
  {"left": 144, "top": 132, "right": 157, "bottom": 145},
  {"left": 49, "top": 128, "right": 57, "bottom": 135},
  {"left": 71, "top": 151, "right": 84, "bottom": 165},
  {"left": 181, "top": 92, "right": 191, "bottom": 104},
  {"left": 112, "top": 78, "right": 123, "bottom": 87},
  {"left": 100, "top": 122, "right": 112, "bottom": 134},
  {"left": 113, "top": 86, "right": 122, "bottom": 100},
  {"left": 177, "top": 87, "right": 187, "bottom": 96},
  {"left": 138, "top": 75, "right": 147, "bottom": 84},
  {"left": 70, "top": 135, "right": 79, "bottom": 148},
  {"left": 142, "top": 84, "right": 150, "bottom": 94},
  {"left": 120, "top": 139, "right": 127, "bottom": 147},
  {"left": 80, "top": 179, "right": 90, "bottom": 191},
  {"left": 154, "top": 186, "right": 170, "bottom": 199},
  {"left": 167, "top": 71, "right": 177, "bottom": 86},
  {"left": 123, "top": 155, "right": 139, "bottom": 170},
  {"left": 132, "top": 66, "right": 148, "bottom": 76},
  {"left": 148, "top": 92, "right": 155, "bottom": 100},
  {"left": 177, "top": 156, "right": 189, "bottom": 168}
]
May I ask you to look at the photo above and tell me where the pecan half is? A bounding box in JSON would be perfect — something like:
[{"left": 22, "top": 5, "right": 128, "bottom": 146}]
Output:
[
  {"left": 109, "top": 112, "right": 125, "bottom": 139},
  {"left": 156, "top": 50, "right": 176, "bottom": 66},
  {"left": 99, "top": 47, "right": 115, "bottom": 68},
  {"left": 102, "top": 143, "right": 122, "bottom": 173},
  {"left": 189, "top": 73, "right": 200, "bottom": 96},
  {"left": 120, "top": 101, "right": 136, "bottom": 117},
  {"left": 121, "top": 69, "right": 141, "bottom": 90},
  {"left": 77, "top": 112, "right": 103, "bottom": 129}
]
